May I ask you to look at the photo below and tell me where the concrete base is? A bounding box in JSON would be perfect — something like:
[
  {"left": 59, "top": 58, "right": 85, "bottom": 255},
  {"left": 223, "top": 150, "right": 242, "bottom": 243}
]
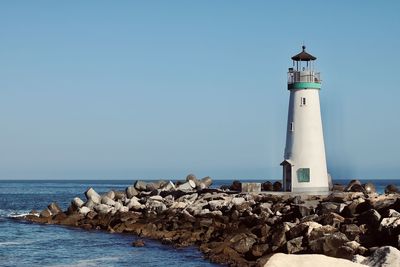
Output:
[
  {"left": 260, "top": 191, "right": 331, "bottom": 196},
  {"left": 241, "top": 183, "right": 261, "bottom": 193}
]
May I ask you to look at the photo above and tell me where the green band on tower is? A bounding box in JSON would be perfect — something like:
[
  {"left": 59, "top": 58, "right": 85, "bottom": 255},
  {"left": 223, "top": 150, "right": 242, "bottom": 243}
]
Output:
[{"left": 288, "top": 82, "right": 321, "bottom": 90}]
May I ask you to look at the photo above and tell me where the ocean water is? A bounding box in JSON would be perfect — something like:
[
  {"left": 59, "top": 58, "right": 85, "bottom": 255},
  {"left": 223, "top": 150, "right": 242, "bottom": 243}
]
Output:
[{"left": 0, "top": 179, "right": 399, "bottom": 267}]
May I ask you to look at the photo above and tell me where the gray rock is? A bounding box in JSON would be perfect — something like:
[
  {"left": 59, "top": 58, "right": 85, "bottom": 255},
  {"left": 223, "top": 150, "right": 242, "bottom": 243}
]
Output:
[
  {"left": 318, "top": 202, "right": 345, "bottom": 214},
  {"left": 321, "top": 212, "right": 345, "bottom": 227},
  {"left": 308, "top": 225, "right": 338, "bottom": 241},
  {"left": 198, "top": 176, "right": 212, "bottom": 189},
  {"left": 94, "top": 204, "right": 112, "bottom": 214},
  {"left": 79, "top": 206, "right": 91, "bottom": 216},
  {"left": 208, "top": 200, "right": 227, "bottom": 211},
  {"left": 146, "top": 200, "right": 167, "bottom": 213},
  {"left": 229, "top": 233, "right": 256, "bottom": 254},
  {"left": 358, "top": 209, "right": 381, "bottom": 227},
  {"left": 118, "top": 205, "right": 129, "bottom": 213},
  {"left": 385, "top": 184, "right": 399, "bottom": 194},
  {"left": 271, "top": 226, "right": 287, "bottom": 251},
  {"left": 85, "top": 188, "right": 101, "bottom": 204},
  {"left": 134, "top": 180, "right": 148, "bottom": 191},
  {"left": 84, "top": 199, "right": 96, "bottom": 209},
  {"left": 48, "top": 202, "right": 62, "bottom": 215},
  {"left": 186, "top": 174, "right": 197, "bottom": 183},
  {"left": 361, "top": 246, "right": 400, "bottom": 267},
  {"left": 379, "top": 216, "right": 400, "bottom": 235},
  {"left": 232, "top": 235, "right": 257, "bottom": 254},
  {"left": 160, "top": 181, "right": 175, "bottom": 191},
  {"left": 251, "top": 243, "right": 269, "bottom": 257},
  {"left": 176, "top": 180, "right": 196, "bottom": 191},
  {"left": 72, "top": 197, "right": 84, "bottom": 208},
  {"left": 388, "top": 209, "right": 400, "bottom": 218},
  {"left": 114, "top": 202, "right": 122, "bottom": 210},
  {"left": 231, "top": 197, "right": 246, "bottom": 207},
  {"left": 176, "top": 193, "right": 198, "bottom": 204},
  {"left": 341, "top": 224, "right": 363, "bottom": 241},
  {"left": 126, "top": 197, "right": 144, "bottom": 211},
  {"left": 286, "top": 236, "right": 305, "bottom": 254},
  {"left": 345, "top": 180, "right": 363, "bottom": 192},
  {"left": 114, "top": 191, "right": 126, "bottom": 200},
  {"left": 39, "top": 208, "right": 52, "bottom": 218},
  {"left": 126, "top": 186, "right": 138, "bottom": 198},
  {"left": 323, "top": 232, "right": 350, "bottom": 257},
  {"left": 171, "top": 201, "right": 187, "bottom": 209},
  {"left": 104, "top": 190, "right": 115, "bottom": 200},
  {"left": 101, "top": 196, "right": 116, "bottom": 206}
]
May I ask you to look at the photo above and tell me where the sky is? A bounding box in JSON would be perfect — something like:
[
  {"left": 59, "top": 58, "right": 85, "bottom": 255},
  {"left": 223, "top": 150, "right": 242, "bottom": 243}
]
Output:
[{"left": 0, "top": 1, "right": 399, "bottom": 180}]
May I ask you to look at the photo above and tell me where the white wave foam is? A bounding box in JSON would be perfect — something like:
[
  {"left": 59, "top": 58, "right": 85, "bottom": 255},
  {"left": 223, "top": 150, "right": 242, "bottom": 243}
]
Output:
[
  {"left": 47, "top": 256, "right": 121, "bottom": 267},
  {"left": 0, "top": 241, "right": 24, "bottom": 247},
  {"left": 8, "top": 212, "right": 38, "bottom": 218}
]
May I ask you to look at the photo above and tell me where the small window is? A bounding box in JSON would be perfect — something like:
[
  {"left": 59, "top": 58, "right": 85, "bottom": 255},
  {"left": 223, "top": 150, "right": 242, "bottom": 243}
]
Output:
[
  {"left": 297, "top": 168, "right": 310, "bottom": 182},
  {"left": 300, "top": 97, "right": 306, "bottom": 106},
  {"left": 290, "top": 122, "right": 294, "bottom": 132}
]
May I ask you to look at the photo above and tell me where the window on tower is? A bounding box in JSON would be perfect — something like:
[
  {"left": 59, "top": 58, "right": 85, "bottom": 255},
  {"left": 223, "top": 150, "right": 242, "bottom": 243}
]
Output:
[
  {"left": 297, "top": 168, "right": 310, "bottom": 182},
  {"left": 290, "top": 122, "right": 294, "bottom": 132},
  {"left": 300, "top": 97, "right": 307, "bottom": 106}
]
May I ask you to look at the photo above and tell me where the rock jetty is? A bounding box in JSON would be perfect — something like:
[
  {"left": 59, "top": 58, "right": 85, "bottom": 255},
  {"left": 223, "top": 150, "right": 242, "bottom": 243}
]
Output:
[{"left": 19, "top": 176, "right": 400, "bottom": 267}]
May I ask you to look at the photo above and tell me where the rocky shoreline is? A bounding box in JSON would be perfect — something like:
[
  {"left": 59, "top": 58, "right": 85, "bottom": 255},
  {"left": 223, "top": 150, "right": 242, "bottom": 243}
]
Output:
[{"left": 17, "top": 176, "right": 400, "bottom": 267}]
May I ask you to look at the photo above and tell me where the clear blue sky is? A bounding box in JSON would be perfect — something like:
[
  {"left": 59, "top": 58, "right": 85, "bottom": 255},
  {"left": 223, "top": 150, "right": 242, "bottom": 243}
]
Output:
[{"left": 1, "top": 1, "right": 399, "bottom": 180}]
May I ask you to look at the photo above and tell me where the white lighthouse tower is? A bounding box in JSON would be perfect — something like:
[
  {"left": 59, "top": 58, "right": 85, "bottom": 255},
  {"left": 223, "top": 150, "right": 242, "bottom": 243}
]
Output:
[{"left": 281, "top": 46, "right": 329, "bottom": 193}]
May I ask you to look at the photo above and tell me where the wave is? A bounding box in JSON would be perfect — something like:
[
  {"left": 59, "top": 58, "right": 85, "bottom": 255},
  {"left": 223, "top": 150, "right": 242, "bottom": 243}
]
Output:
[
  {"left": 0, "top": 241, "right": 25, "bottom": 247},
  {"left": 0, "top": 209, "right": 37, "bottom": 218},
  {"left": 47, "top": 256, "right": 121, "bottom": 267}
]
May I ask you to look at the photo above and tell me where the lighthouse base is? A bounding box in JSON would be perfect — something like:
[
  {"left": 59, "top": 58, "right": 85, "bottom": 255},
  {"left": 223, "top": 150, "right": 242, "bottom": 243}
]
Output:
[{"left": 290, "top": 186, "right": 330, "bottom": 194}]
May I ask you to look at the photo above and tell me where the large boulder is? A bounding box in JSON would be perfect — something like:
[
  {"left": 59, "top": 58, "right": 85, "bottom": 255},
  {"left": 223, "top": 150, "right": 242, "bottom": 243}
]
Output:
[
  {"left": 71, "top": 197, "right": 84, "bottom": 208},
  {"left": 385, "top": 184, "right": 399, "bottom": 194},
  {"left": 48, "top": 202, "right": 62, "bottom": 215},
  {"left": 230, "top": 234, "right": 257, "bottom": 254},
  {"left": 79, "top": 206, "right": 91, "bottom": 216},
  {"left": 104, "top": 190, "right": 115, "bottom": 200},
  {"left": 357, "top": 209, "right": 381, "bottom": 228},
  {"left": 379, "top": 216, "right": 400, "bottom": 236},
  {"left": 186, "top": 173, "right": 197, "bottom": 183},
  {"left": 360, "top": 246, "right": 400, "bottom": 267},
  {"left": 134, "top": 180, "right": 148, "bottom": 191},
  {"left": 85, "top": 188, "right": 101, "bottom": 204},
  {"left": 345, "top": 180, "right": 365, "bottom": 193},
  {"left": 94, "top": 204, "right": 113, "bottom": 214},
  {"left": 160, "top": 181, "right": 176, "bottom": 191},
  {"left": 176, "top": 180, "right": 196, "bottom": 191},
  {"left": 101, "top": 196, "right": 116, "bottom": 206},
  {"left": 264, "top": 253, "right": 367, "bottom": 267},
  {"left": 126, "top": 197, "right": 144, "bottom": 211},
  {"left": 39, "top": 208, "right": 52, "bottom": 218},
  {"left": 286, "top": 236, "right": 305, "bottom": 254},
  {"left": 197, "top": 176, "right": 213, "bottom": 190},
  {"left": 341, "top": 224, "right": 363, "bottom": 241},
  {"left": 323, "top": 232, "right": 350, "bottom": 257},
  {"left": 126, "top": 186, "right": 138, "bottom": 198}
]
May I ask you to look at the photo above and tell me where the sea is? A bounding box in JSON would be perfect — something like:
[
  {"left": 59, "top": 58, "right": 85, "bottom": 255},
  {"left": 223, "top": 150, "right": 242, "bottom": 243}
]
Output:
[{"left": 0, "top": 179, "right": 399, "bottom": 267}]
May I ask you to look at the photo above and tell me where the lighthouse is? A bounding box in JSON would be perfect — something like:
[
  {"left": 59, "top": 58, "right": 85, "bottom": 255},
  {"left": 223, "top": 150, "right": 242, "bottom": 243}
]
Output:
[{"left": 281, "top": 46, "right": 330, "bottom": 193}]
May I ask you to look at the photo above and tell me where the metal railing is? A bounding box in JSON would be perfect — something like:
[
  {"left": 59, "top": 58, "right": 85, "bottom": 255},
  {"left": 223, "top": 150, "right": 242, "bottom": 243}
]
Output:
[{"left": 287, "top": 71, "right": 321, "bottom": 84}]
